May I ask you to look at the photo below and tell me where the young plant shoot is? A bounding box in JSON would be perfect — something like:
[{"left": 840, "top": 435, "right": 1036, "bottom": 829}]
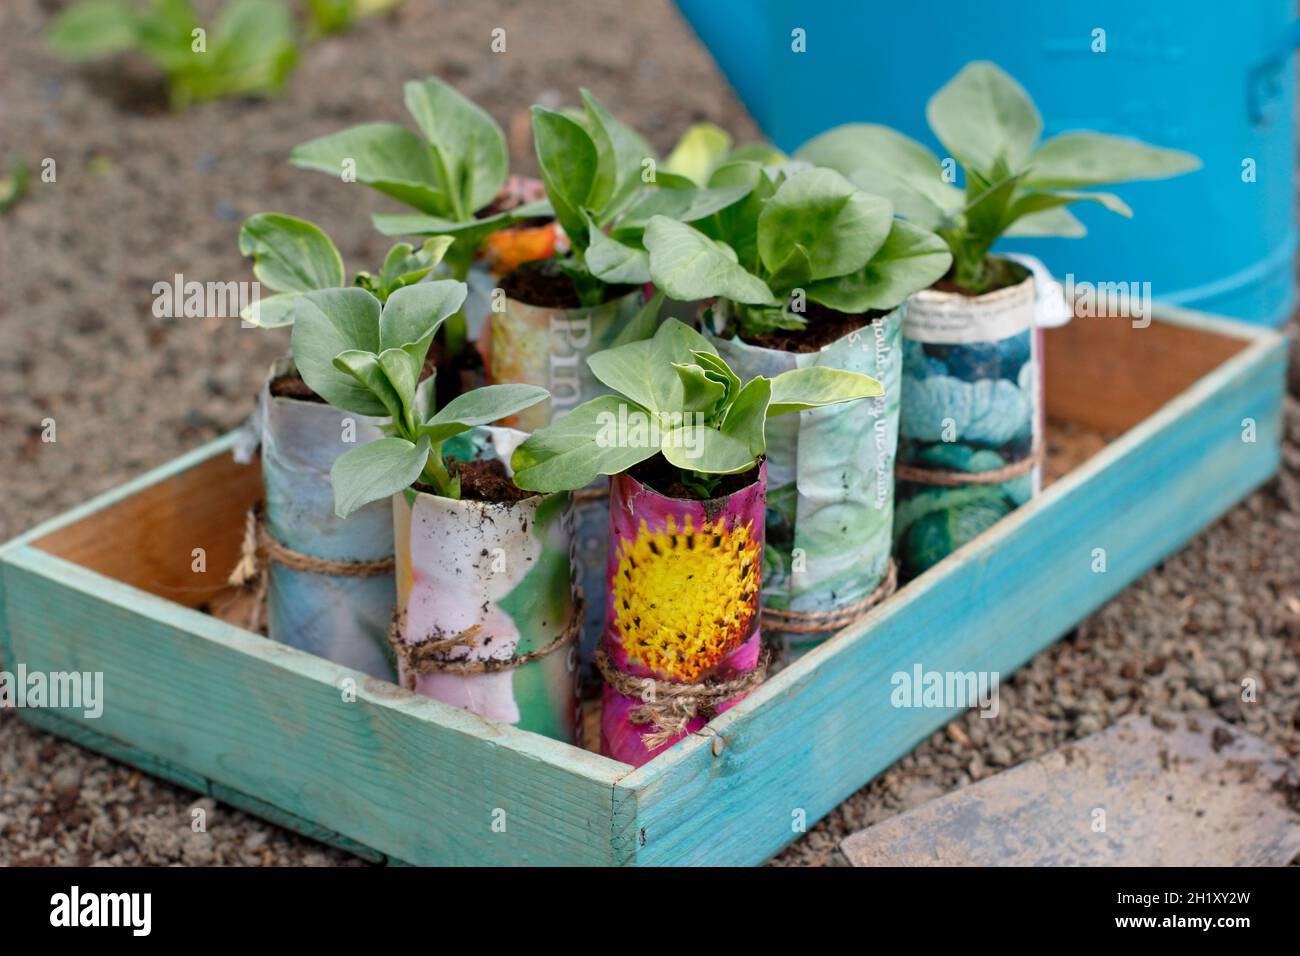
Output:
[
  {"left": 527, "top": 90, "right": 753, "bottom": 306},
  {"left": 290, "top": 77, "right": 550, "bottom": 353},
  {"left": 238, "top": 212, "right": 453, "bottom": 326},
  {"left": 510, "top": 318, "right": 883, "bottom": 498},
  {"left": 797, "top": 61, "right": 1201, "bottom": 294},
  {"left": 662, "top": 122, "right": 786, "bottom": 188},
  {"left": 642, "top": 165, "right": 952, "bottom": 337},
  {"left": 289, "top": 284, "right": 548, "bottom": 517},
  {"left": 48, "top": 0, "right": 299, "bottom": 109}
]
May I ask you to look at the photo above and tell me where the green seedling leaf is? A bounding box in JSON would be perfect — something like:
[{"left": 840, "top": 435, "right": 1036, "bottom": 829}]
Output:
[
  {"left": 796, "top": 123, "right": 963, "bottom": 229},
  {"left": 404, "top": 76, "right": 509, "bottom": 215},
  {"left": 333, "top": 348, "right": 408, "bottom": 424},
  {"left": 718, "top": 375, "right": 771, "bottom": 456},
  {"left": 927, "top": 60, "right": 1041, "bottom": 175},
  {"left": 331, "top": 435, "right": 431, "bottom": 518},
  {"left": 664, "top": 122, "right": 733, "bottom": 186},
  {"left": 585, "top": 211, "right": 651, "bottom": 284},
  {"left": 806, "top": 219, "right": 953, "bottom": 313},
  {"left": 1003, "top": 205, "right": 1086, "bottom": 238},
  {"left": 417, "top": 383, "right": 550, "bottom": 444},
  {"left": 767, "top": 365, "right": 883, "bottom": 416},
  {"left": 581, "top": 87, "right": 653, "bottom": 217},
  {"left": 48, "top": 0, "right": 139, "bottom": 59},
  {"left": 1025, "top": 131, "right": 1201, "bottom": 188},
  {"left": 609, "top": 290, "right": 665, "bottom": 348},
  {"left": 757, "top": 168, "right": 894, "bottom": 280},
  {"left": 290, "top": 288, "right": 387, "bottom": 416},
  {"left": 291, "top": 122, "right": 445, "bottom": 214},
  {"left": 371, "top": 199, "right": 552, "bottom": 240},
  {"left": 377, "top": 279, "right": 467, "bottom": 368},
  {"left": 511, "top": 394, "right": 660, "bottom": 493},
  {"left": 532, "top": 106, "right": 599, "bottom": 248},
  {"left": 661, "top": 425, "right": 755, "bottom": 475},
  {"left": 673, "top": 363, "right": 728, "bottom": 415},
  {"left": 376, "top": 236, "right": 454, "bottom": 293},
  {"left": 238, "top": 212, "right": 345, "bottom": 293},
  {"left": 643, "top": 216, "right": 777, "bottom": 305}
]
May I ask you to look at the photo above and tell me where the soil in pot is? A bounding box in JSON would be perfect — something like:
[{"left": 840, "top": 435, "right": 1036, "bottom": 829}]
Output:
[
  {"left": 412, "top": 458, "right": 534, "bottom": 504},
  {"left": 932, "top": 256, "right": 1031, "bottom": 298},
  {"left": 739, "top": 303, "right": 890, "bottom": 353},
  {"left": 499, "top": 260, "right": 636, "bottom": 310},
  {"left": 268, "top": 348, "right": 450, "bottom": 405},
  {"left": 628, "top": 453, "right": 763, "bottom": 501}
]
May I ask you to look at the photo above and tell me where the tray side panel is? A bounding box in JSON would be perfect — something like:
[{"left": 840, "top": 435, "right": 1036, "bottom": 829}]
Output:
[
  {"left": 617, "top": 335, "right": 1286, "bottom": 866},
  {"left": 0, "top": 555, "right": 620, "bottom": 866}
]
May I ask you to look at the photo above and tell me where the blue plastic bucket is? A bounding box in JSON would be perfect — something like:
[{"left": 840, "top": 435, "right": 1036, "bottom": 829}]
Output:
[{"left": 676, "top": 0, "right": 1298, "bottom": 326}]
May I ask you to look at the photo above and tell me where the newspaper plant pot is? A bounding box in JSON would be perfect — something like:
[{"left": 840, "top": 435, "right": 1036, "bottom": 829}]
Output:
[
  {"left": 490, "top": 285, "right": 647, "bottom": 688},
  {"left": 894, "top": 270, "right": 1043, "bottom": 579},
  {"left": 259, "top": 359, "right": 397, "bottom": 680},
  {"left": 601, "top": 463, "right": 767, "bottom": 766},
  {"left": 489, "top": 287, "right": 647, "bottom": 431},
  {"left": 393, "top": 428, "right": 579, "bottom": 743},
  {"left": 709, "top": 307, "right": 902, "bottom": 658}
]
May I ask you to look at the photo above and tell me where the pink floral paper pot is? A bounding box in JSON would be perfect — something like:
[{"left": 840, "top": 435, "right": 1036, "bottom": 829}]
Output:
[{"left": 600, "top": 462, "right": 767, "bottom": 766}]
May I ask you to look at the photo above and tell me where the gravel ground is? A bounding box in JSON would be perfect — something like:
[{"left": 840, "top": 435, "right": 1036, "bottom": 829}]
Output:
[{"left": 1, "top": 0, "right": 1297, "bottom": 866}]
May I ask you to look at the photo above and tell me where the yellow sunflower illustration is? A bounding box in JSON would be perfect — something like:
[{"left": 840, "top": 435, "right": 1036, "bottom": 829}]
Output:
[{"left": 612, "top": 514, "right": 760, "bottom": 682}]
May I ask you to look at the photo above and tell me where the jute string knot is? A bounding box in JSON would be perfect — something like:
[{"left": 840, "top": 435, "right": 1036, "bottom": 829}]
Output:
[
  {"left": 595, "top": 646, "right": 770, "bottom": 750},
  {"left": 227, "top": 504, "right": 396, "bottom": 631},
  {"left": 761, "top": 559, "right": 898, "bottom": 634},
  {"left": 895, "top": 445, "right": 1043, "bottom": 487},
  {"left": 387, "top": 594, "right": 584, "bottom": 689}
]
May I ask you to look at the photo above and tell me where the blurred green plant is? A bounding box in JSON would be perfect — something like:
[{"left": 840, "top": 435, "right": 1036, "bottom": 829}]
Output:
[
  {"left": 304, "top": 0, "right": 403, "bottom": 35},
  {"left": 0, "top": 157, "right": 29, "bottom": 215},
  {"left": 47, "top": 0, "right": 298, "bottom": 109}
]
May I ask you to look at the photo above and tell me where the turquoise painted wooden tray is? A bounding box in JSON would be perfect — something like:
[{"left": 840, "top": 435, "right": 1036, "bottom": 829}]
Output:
[{"left": 0, "top": 305, "right": 1287, "bottom": 866}]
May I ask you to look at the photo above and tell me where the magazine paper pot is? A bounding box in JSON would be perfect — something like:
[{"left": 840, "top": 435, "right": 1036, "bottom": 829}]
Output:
[
  {"left": 709, "top": 308, "right": 902, "bottom": 657},
  {"left": 601, "top": 463, "right": 767, "bottom": 766},
  {"left": 259, "top": 359, "right": 397, "bottom": 680},
  {"left": 489, "top": 287, "right": 646, "bottom": 431},
  {"left": 392, "top": 428, "right": 579, "bottom": 743},
  {"left": 895, "top": 271, "right": 1043, "bottom": 579},
  {"left": 490, "top": 285, "right": 647, "bottom": 687}
]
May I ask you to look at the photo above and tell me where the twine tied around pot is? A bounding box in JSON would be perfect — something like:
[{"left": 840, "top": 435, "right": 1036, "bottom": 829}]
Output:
[
  {"left": 387, "top": 594, "right": 584, "bottom": 688},
  {"left": 761, "top": 559, "right": 899, "bottom": 635},
  {"left": 894, "top": 445, "right": 1044, "bottom": 487},
  {"left": 594, "top": 646, "right": 770, "bottom": 750},
  {"left": 227, "top": 504, "right": 397, "bottom": 632}
]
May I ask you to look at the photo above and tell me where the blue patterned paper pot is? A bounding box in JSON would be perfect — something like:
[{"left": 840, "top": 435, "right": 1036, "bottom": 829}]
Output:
[
  {"left": 707, "top": 303, "right": 902, "bottom": 659},
  {"left": 894, "top": 268, "right": 1042, "bottom": 578},
  {"left": 257, "top": 358, "right": 398, "bottom": 680}
]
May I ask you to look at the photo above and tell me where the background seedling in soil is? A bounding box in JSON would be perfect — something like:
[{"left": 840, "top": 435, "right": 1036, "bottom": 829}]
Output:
[
  {"left": 797, "top": 60, "right": 1201, "bottom": 294},
  {"left": 48, "top": 0, "right": 299, "bottom": 110},
  {"left": 510, "top": 317, "right": 883, "bottom": 498},
  {"left": 290, "top": 283, "right": 548, "bottom": 515},
  {"left": 303, "top": 0, "right": 403, "bottom": 36}
]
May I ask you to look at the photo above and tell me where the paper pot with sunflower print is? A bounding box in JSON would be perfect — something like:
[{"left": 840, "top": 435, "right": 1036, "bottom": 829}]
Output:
[
  {"left": 601, "top": 462, "right": 767, "bottom": 764},
  {"left": 511, "top": 319, "right": 884, "bottom": 765}
]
